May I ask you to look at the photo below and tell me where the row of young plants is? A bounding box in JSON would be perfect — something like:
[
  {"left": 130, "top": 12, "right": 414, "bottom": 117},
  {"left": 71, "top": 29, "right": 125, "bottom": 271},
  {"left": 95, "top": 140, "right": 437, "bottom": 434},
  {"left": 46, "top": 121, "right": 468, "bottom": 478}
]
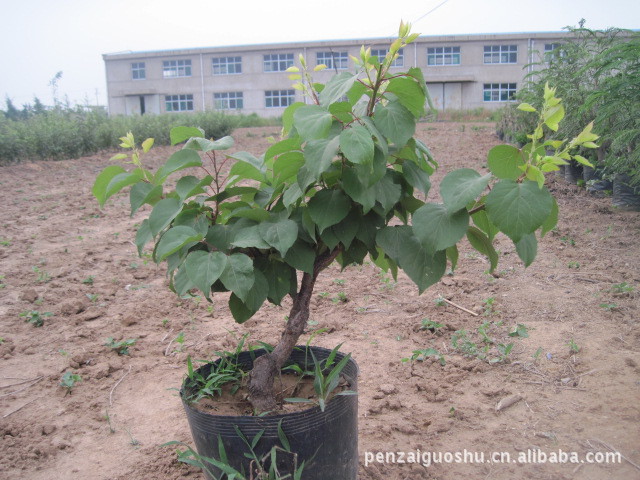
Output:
[
  {"left": 0, "top": 102, "right": 278, "bottom": 165},
  {"left": 497, "top": 25, "right": 640, "bottom": 203}
]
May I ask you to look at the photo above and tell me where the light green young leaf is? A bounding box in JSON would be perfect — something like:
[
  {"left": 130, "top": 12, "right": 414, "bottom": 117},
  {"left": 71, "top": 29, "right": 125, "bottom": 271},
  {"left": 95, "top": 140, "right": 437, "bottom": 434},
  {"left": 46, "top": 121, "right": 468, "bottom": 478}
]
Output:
[{"left": 141, "top": 138, "right": 154, "bottom": 153}]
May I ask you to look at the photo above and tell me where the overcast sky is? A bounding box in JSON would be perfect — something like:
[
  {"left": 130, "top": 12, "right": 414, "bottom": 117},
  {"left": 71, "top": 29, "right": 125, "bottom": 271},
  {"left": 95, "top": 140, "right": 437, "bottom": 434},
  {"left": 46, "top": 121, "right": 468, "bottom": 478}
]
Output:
[{"left": 1, "top": 0, "right": 638, "bottom": 108}]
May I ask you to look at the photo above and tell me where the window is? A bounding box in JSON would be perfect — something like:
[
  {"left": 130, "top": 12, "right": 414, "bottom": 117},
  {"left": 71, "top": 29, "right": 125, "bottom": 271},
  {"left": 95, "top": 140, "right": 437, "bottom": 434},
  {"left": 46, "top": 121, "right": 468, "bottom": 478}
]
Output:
[
  {"left": 165, "top": 94, "right": 194, "bottom": 111},
  {"left": 263, "top": 53, "right": 294, "bottom": 72},
  {"left": 544, "top": 43, "right": 562, "bottom": 62},
  {"left": 212, "top": 56, "right": 242, "bottom": 75},
  {"left": 214, "top": 92, "right": 243, "bottom": 110},
  {"left": 483, "top": 83, "right": 517, "bottom": 102},
  {"left": 163, "top": 59, "right": 192, "bottom": 78},
  {"left": 316, "top": 51, "right": 349, "bottom": 70},
  {"left": 265, "top": 90, "right": 295, "bottom": 108},
  {"left": 371, "top": 48, "right": 404, "bottom": 67},
  {"left": 131, "top": 62, "right": 145, "bottom": 80},
  {"left": 483, "top": 45, "right": 518, "bottom": 64},
  {"left": 427, "top": 46, "right": 461, "bottom": 66}
]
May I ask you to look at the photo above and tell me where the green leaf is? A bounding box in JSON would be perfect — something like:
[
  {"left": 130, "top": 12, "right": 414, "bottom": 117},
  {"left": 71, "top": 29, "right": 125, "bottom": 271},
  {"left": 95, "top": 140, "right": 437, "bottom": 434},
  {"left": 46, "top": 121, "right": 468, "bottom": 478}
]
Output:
[
  {"left": 412, "top": 203, "right": 469, "bottom": 253},
  {"left": 540, "top": 197, "right": 558, "bottom": 238},
  {"left": 220, "top": 253, "right": 255, "bottom": 302},
  {"left": 135, "top": 219, "right": 152, "bottom": 256},
  {"left": 472, "top": 208, "right": 499, "bottom": 242},
  {"left": 293, "top": 105, "right": 333, "bottom": 141},
  {"left": 376, "top": 225, "right": 411, "bottom": 262},
  {"left": 228, "top": 160, "right": 264, "bottom": 183},
  {"left": 544, "top": 104, "right": 565, "bottom": 132},
  {"left": 230, "top": 221, "right": 271, "bottom": 249},
  {"left": 446, "top": 245, "right": 459, "bottom": 271},
  {"left": 226, "top": 151, "right": 265, "bottom": 174},
  {"left": 373, "top": 101, "right": 415, "bottom": 148},
  {"left": 265, "top": 138, "right": 302, "bottom": 161},
  {"left": 93, "top": 165, "right": 126, "bottom": 207},
  {"left": 228, "top": 269, "right": 268, "bottom": 323},
  {"left": 258, "top": 260, "right": 296, "bottom": 305},
  {"left": 466, "top": 226, "right": 499, "bottom": 271},
  {"left": 373, "top": 171, "right": 402, "bottom": 214},
  {"left": 172, "top": 264, "right": 195, "bottom": 296},
  {"left": 130, "top": 182, "right": 162, "bottom": 216},
  {"left": 319, "top": 72, "right": 357, "bottom": 106},
  {"left": 184, "top": 136, "right": 234, "bottom": 152},
  {"left": 148, "top": 197, "right": 183, "bottom": 236},
  {"left": 175, "top": 175, "right": 211, "bottom": 201},
  {"left": 282, "top": 102, "right": 305, "bottom": 136},
  {"left": 342, "top": 168, "right": 376, "bottom": 213},
  {"left": 339, "top": 125, "right": 374, "bottom": 166},
  {"left": 440, "top": 169, "right": 490, "bottom": 213},
  {"left": 274, "top": 151, "right": 304, "bottom": 184},
  {"left": 485, "top": 180, "right": 553, "bottom": 243},
  {"left": 308, "top": 189, "right": 351, "bottom": 233},
  {"left": 487, "top": 145, "right": 524, "bottom": 181},
  {"left": 515, "top": 233, "right": 538, "bottom": 267},
  {"left": 154, "top": 149, "right": 203, "bottom": 184},
  {"left": 155, "top": 226, "right": 203, "bottom": 262},
  {"left": 385, "top": 77, "right": 426, "bottom": 117},
  {"left": 332, "top": 210, "right": 360, "bottom": 250},
  {"left": 206, "top": 225, "right": 233, "bottom": 252},
  {"left": 284, "top": 240, "right": 316, "bottom": 274},
  {"left": 283, "top": 183, "right": 303, "bottom": 209},
  {"left": 185, "top": 251, "right": 228, "bottom": 298},
  {"left": 303, "top": 136, "right": 340, "bottom": 180},
  {"left": 258, "top": 217, "right": 298, "bottom": 257},
  {"left": 105, "top": 170, "right": 144, "bottom": 201},
  {"left": 170, "top": 126, "right": 204, "bottom": 145},
  {"left": 402, "top": 160, "right": 431, "bottom": 195}
]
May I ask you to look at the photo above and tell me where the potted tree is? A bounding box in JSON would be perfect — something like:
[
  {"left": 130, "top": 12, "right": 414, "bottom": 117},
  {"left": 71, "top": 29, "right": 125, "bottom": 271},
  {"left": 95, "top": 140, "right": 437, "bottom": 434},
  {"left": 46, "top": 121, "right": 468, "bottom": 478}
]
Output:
[{"left": 93, "top": 24, "right": 597, "bottom": 480}]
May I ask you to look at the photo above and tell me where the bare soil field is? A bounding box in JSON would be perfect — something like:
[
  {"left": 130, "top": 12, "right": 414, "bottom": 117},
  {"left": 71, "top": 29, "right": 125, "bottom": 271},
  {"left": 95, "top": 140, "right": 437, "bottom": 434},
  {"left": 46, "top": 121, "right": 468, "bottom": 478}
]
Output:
[{"left": 1, "top": 123, "right": 638, "bottom": 480}]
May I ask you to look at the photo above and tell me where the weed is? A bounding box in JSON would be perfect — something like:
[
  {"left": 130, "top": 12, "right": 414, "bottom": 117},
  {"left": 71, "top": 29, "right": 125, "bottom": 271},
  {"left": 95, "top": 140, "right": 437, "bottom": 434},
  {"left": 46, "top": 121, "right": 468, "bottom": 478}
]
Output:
[
  {"left": 611, "top": 282, "right": 634, "bottom": 295},
  {"left": 60, "top": 372, "right": 82, "bottom": 395},
  {"left": 104, "top": 337, "right": 137, "bottom": 355},
  {"left": 284, "top": 344, "right": 356, "bottom": 412},
  {"left": 125, "top": 427, "right": 141, "bottom": 447},
  {"left": 567, "top": 261, "right": 581, "bottom": 269},
  {"left": 434, "top": 296, "right": 447, "bottom": 307},
  {"left": 318, "top": 292, "right": 330, "bottom": 298},
  {"left": 509, "top": 324, "right": 529, "bottom": 338},
  {"left": 0, "top": 275, "right": 5, "bottom": 289},
  {"left": 20, "top": 310, "right": 52, "bottom": 327},
  {"left": 482, "top": 297, "right": 499, "bottom": 316},
  {"left": 419, "top": 318, "right": 444, "bottom": 332},
  {"left": 567, "top": 339, "right": 580, "bottom": 354},
  {"left": 402, "top": 348, "right": 446, "bottom": 365},
  {"left": 0, "top": 238, "right": 11, "bottom": 246},
  {"left": 162, "top": 318, "right": 169, "bottom": 327},
  {"left": 599, "top": 302, "right": 618, "bottom": 311},
  {"left": 104, "top": 409, "right": 116, "bottom": 433},
  {"left": 32, "top": 265, "right": 51, "bottom": 283},
  {"left": 377, "top": 272, "right": 397, "bottom": 290},
  {"left": 333, "top": 278, "right": 345, "bottom": 286},
  {"left": 0, "top": 337, "right": 5, "bottom": 344},
  {"left": 86, "top": 293, "right": 99, "bottom": 303},
  {"left": 332, "top": 292, "right": 348, "bottom": 303},
  {"left": 82, "top": 275, "right": 95, "bottom": 285},
  {"left": 560, "top": 235, "right": 576, "bottom": 246},
  {"left": 533, "top": 347, "right": 544, "bottom": 360}
]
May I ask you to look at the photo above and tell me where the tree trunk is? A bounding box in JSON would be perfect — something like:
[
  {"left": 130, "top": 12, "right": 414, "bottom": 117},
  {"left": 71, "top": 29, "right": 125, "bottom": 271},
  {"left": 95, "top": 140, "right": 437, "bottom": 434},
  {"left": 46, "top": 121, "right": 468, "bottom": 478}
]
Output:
[{"left": 247, "top": 248, "right": 340, "bottom": 412}]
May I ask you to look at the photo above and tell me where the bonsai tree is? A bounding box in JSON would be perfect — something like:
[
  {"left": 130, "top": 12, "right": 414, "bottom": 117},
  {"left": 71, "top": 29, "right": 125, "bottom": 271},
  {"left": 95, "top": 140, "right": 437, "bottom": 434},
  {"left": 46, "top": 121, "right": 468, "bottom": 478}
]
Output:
[{"left": 93, "top": 23, "right": 597, "bottom": 412}]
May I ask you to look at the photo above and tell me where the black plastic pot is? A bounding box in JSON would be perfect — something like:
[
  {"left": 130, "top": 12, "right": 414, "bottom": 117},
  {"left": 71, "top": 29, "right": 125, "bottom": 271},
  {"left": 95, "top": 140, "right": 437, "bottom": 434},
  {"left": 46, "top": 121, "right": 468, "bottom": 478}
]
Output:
[
  {"left": 181, "top": 346, "right": 359, "bottom": 480},
  {"left": 564, "top": 161, "right": 583, "bottom": 184},
  {"left": 583, "top": 166, "right": 613, "bottom": 194},
  {"left": 613, "top": 174, "right": 640, "bottom": 210}
]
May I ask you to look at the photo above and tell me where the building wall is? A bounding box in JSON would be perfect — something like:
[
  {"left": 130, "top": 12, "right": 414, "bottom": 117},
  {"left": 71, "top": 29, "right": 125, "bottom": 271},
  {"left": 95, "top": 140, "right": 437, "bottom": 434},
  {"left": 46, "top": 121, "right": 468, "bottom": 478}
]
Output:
[{"left": 103, "top": 32, "right": 568, "bottom": 117}]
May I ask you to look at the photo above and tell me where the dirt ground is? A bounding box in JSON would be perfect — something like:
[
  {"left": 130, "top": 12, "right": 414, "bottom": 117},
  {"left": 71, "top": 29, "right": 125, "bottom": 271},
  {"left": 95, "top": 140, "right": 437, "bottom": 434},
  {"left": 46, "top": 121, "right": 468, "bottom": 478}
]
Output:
[{"left": 1, "top": 123, "right": 639, "bottom": 480}]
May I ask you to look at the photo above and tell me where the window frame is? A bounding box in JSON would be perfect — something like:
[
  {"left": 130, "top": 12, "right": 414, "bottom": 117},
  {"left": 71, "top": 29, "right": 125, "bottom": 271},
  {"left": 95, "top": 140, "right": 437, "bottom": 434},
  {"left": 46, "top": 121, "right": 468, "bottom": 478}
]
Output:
[
  {"left": 483, "top": 45, "right": 518, "bottom": 64},
  {"left": 371, "top": 48, "right": 404, "bottom": 67},
  {"left": 213, "top": 92, "right": 244, "bottom": 110},
  {"left": 426, "top": 46, "right": 461, "bottom": 66},
  {"left": 263, "top": 53, "right": 294, "bottom": 73},
  {"left": 265, "top": 89, "right": 296, "bottom": 108},
  {"left": 131, "top": 62, "right": 146, "bottom": 80},
  {"left": 162, "top": 59, "right": 192, "bottom": 78},
  {"left": 212, "top": 56, "right": 242, "bottom": 75},
  {"left": 165, "top": 94, "right": 194, "bottom": 112},
  {"left": 483, "top": 83, "right": 517, "bottom": 102},
  {"left": 316, "top": 51, "right": 349, "bottom": 70}
]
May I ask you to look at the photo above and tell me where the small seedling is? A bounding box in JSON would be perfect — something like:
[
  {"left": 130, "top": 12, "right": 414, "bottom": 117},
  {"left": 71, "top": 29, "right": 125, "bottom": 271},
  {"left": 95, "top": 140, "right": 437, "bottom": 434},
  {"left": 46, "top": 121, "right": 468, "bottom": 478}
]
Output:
[
  {"left": 32, "top": 266, "right": 51, "bottom": 283},
  {"left": 599, "top": 302, "right": 618, "bottom": 311},
  {"left": 434, "top": 296, "right": 447, "bottom": 307},
  {"left": 420, "top": 318, "right": 444, "bottom": 332},
  {"left": 509, "top": 324, "right": 529, "bottom": 338},
  {"left": 20, "top": 310, "right": 52, "bottom": 327},
  {"left": 104, "top": 409, "right": 116, "bottom": 433},
  {"left": 60, "top": 372, "right": 82, "bottom": 395},
  {"left": 378, "top": 272, "right": 397, "bottom": 290},
  {"left": 533, "top": 347, "right": 544, "bottom": 360},
  {"left": 333, "top": 278, "right": 345, "bottom": 286},
  {"left": 560, "top": 235, "right": 576, "bottom": 246},
  {"left": 104, "top": 337, "right": 137, "bottom": 355},
  {"left": 611, "top": 282, "right": 634, "bottom": 295},
  {"left": 332, "top": 292, "right": 348, "bottom": 303},
  {"left": 82, "top": 275, "right": 95, "bottom": 285},
  {"left": 567, "top": 261, "right": 581, "bottom": 269},
  {"left": 0, "top": 337, "right": 5, "bottom": 344},
  {"left": 482, "top": 297, "right": 498, "bottom": 316},
  {"left": 402, "top": 347, "right": 446, "bottom": 365},
  {"left": 125, "top": 427, "right": 141, "bottom": 447},
  {"left": 86, "top": 293, "right": 99, "bottom": 303},
  {"left": 0, "top": 238, "right": 11, "bottom": 246},
  {"left": 567, "top": 339, "right": 580, "bottom": 354},
  {"left": 0, "top": 275, "right": 5, "bottom": 289},
  {"left": 318, "top": 291, "right": 330, "bottom": 298}
]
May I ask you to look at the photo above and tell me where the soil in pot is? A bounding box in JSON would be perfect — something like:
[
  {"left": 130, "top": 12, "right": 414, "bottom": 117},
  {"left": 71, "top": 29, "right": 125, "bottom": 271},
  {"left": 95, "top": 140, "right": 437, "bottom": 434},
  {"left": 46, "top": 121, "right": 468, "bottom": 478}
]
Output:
[{"left": 181, "top": 346, "right": 359, "bottom": 480}]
